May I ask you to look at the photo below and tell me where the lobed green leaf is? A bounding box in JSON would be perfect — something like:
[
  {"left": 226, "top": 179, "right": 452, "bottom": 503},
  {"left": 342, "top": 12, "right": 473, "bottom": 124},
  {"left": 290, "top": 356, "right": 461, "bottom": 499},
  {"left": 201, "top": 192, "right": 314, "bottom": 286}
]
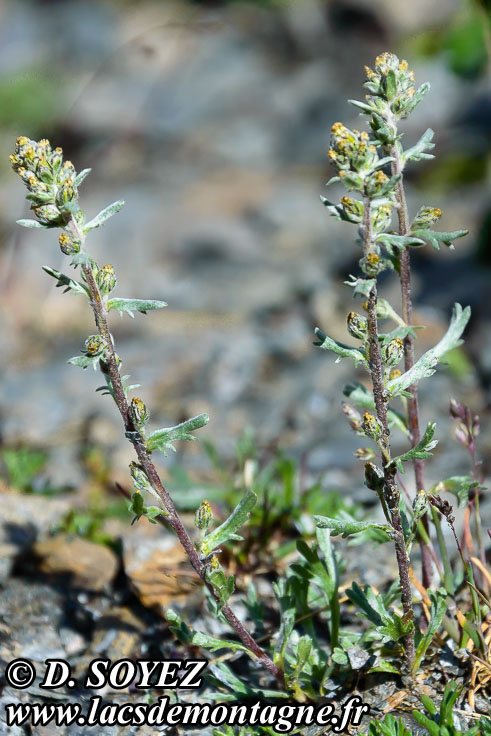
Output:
[
  {"left": 314, "top": 328, "right": 367, "bottom": 367},
  {"left": 146, "top": 413, "right": 209, "bottom": 455},
  {"left": 402, "top": 128, "right": 435, "bottom": 165},
  {"left": 387, "top": 303, "right": 471, "bottom": 397},
  {"left": 201, "top": 489, "right": 257, "bottom": 556},
  {"left": 42, "top": 266, "right": 89, "bottom": 297},
  {"left": 313, "top": 516, "right": 394, "bottom": 540},
  {"left": 388, "top": 422, "right": 438, "bottom": 473},
  {"left": 411, "top": 227, "right": 468, "bottom": 250},
  {"left": 68, "top": 354, "right": 101, "bottom": 371},
  {"left": 107, "top": 297, "right": 167, "bottom": 318}
]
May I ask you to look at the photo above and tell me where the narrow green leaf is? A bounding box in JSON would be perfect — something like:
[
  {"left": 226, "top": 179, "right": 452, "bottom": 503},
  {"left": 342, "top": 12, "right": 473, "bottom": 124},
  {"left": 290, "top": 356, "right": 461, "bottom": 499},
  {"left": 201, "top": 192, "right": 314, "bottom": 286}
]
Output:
[
  {"left": 371, "top": 156, "right": 396, "bottom": 170},
  {"left": 412, "top": 588, "right": 447, "bottom": 672},
  {"left": 314, "top": 328, "right": 367, "bottom": 367},
  {"left": 42, "top": 266, "right": 89, "bottom": 297},
  {"left": 344, "top": 275, "right": 376, "bottom": 297},
  {"left": 321, "top": 197, "right": 359, "bottom": 223},
  {"left": 348, "top": 99, "right": 376, "bottom": 114},
  {"left": 387, "top": 304, "right": 471, "bottom": 397},
  {"left": 17, "top": 218, "right": 51, "bottom": 229},
  {"left": 412, "top": 713, "right": 439, "bottom": 736},
  {"left": 385, "top": 69, "right": 397, "bottom": 100},
  {"left": 191, "top": 631, "right": 250, "bottom": 655},
  {"left": 402, "top": 128, "right": 435, "bottom": 165},
  {"left": 411, "top": 228, "right": 468, "bottom": 251},
  {"left": 146, "top": 413, "right": 209, "bottom": 455},
  {"left": 74, "top": 168, "right": 91, "bottom": 187},
  {"left": 376, "top": 233, "right": 425, "bottom": 250},
  {"left": 201, "top": 489, "right": 257, "bottom": 556},
  {"left": 84, "top": 199, "right": 124, "bottom": 232},
  {"left": 388, "top": 422, "right": 438, "bottom": 473},
  {"left": 166, "top": 608, "right": 193, "bottom": 645},
  {"left": 316, "top": 527, "right": 340, "bottom": 649},
  {"left": 347, "top": 583, "right": 413, "bottom": 643},
  {"left": 368, "top": 660, "right": 400, "bottom": 674},
  {"left": 68, "top": 354, "right": 101, "bottom": 371},
  {"left": 107, "top": 297, "right": 167, "bottom": 318},
  {"left": 313, "top": 516, "right": 394, "bottom": 540}
]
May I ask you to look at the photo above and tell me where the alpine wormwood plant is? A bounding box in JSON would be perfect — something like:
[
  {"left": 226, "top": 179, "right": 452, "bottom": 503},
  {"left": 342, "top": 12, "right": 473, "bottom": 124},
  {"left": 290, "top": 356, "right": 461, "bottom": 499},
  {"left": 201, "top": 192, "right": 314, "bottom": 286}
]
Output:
[
  {"left": 314, "top": 53, "right": 471, "bottom": 671},
  {"left": 10, "top": 136, "right": 283, "bottom": 684}
]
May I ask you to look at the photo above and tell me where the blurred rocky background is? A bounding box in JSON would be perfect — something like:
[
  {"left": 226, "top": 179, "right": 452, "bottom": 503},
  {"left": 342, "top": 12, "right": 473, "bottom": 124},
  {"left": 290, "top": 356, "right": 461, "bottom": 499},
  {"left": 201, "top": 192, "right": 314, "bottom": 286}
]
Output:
[
  {"left": 0, "top": 0, "right": 489, "bottom": 519},
  {"left": 0, "top": 2, "right": 490, "bottom": 730}
]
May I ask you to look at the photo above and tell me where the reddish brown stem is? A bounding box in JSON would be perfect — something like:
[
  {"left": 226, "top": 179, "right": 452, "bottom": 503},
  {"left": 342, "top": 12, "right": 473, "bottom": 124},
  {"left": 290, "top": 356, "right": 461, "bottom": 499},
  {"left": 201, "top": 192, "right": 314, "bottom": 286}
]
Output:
[
  {"left": 74, "top": 240, "right": 283, "bottom": 685},
  {"left": 362, "top": 198, "right": 415, "bottom": 670},
  {"left": 390, "top": 144, "right": 433, "bottom": 589}
]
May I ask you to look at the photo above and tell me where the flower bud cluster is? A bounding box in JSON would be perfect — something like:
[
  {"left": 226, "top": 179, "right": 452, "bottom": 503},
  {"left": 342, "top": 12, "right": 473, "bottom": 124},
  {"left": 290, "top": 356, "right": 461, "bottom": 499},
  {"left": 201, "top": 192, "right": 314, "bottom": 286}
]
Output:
[
  {"left": 412, "top": 206, "right": 442, "bottom": 230},
  {"left": 347, "top": 311, "right": 368, "bottom": 340},
  {"left": 85, "top": 335, "right": 106, "bottom": 357},
  {"left": 412, "top": 488, "right": 428, "bottom": 522},
  {"left": 359, "top": 251, "right": 383, "bottom": 277},
  {"left": 129, "top": 397, "right": 150, "bottom": 430},
  {"left": 340, "top": 196, "right": 364, "bottom": 223},
  {"left": 195, "top": 499, "right": 213, "bottom": 532},
  {"left": 362, "top": 411, "right": 384, "bottom": 442},
  {"left": 364, "top": 53, "right": 418, "bottom": 119},
  {"left": 328, "top": 123, "right": 393, "bottom": 197},
  {"left": 382, "top": 337, "right": 404, "bottom": 368},
  {"left": 372, "top": 203, "right": 393, "bottom": 233},
  {"left": 329, "top": 124, "right": 378, "bottom": 172},
  {"left": 10, "top": 137, "right": 80, "bottom": 227},
  {"left": 130, "top": 461, "right": 151, "bottom": 492},
  {"left": 59, "top": 232, "right": 80, "bottom": 255},
  {"left": 364, "top": 461, "right": 385, "bottom": 492},
  {"left": 96, "top": 264, "right": 117, "bottom": 295}
]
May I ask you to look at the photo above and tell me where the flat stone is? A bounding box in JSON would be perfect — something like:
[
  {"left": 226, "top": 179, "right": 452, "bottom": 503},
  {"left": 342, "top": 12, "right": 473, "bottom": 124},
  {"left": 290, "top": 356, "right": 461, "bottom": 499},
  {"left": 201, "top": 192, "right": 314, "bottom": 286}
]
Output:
[{"left": 34, "top": 535, "right": 118, "bottom": 591}]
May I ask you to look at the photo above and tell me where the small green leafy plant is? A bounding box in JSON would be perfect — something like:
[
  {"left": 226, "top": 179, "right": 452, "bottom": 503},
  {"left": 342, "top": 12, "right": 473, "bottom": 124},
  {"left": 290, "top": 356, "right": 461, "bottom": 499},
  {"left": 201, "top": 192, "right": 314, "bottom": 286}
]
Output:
[
  {"left": 412, "top": 681, "right": 483, "bottom": 735},
  {"left": 9, "top": 51, "right": 489, "bottom": 713},
  {"left": 9, "top": 136, "right": 283, "bottom": 684},
  {"left": 314, "top": 51, "right": 488, "bottom": 676}
]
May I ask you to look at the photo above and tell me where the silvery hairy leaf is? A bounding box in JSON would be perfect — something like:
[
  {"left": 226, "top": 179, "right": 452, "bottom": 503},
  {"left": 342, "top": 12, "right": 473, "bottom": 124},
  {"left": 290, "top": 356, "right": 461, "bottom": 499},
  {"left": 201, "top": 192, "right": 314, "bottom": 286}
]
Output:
[
  {"left": 411, "top": 227, "right": 468, "bottom": 250},
  {"left": 17, "top": 219, "right": 52, "bottom": 229},
  {"left": 84, "top": 199, "right": 124, "bottom": 233},
  {"left": 146, "top": 413, "right": 210, "bottom": 455},
  {"left": 68, "top": 354, "right": 101, "bottom": 371},
  {"left": 200, "top": 489, "right": 257, "bottom": 556},
  {"left": 73, "top": 168, "right": 91, "bottom": 187},
  {"left": 402, "top": 128, "right": 435, "bottom": 165},
  {"left": 387, "top": 422, "right": 438, "bottom": 473},
  {"left": 42, "top": 266, "right": 89, "bottom": 296},
  {"left": 106, "top": 297, "right": 167, "bottom": 318},
  {"left": 166, "top": 609, "right": 250, "bottom": 656},
  {"left": 313, "top": 516, "right": 394, "bottom": 540},
  {"left": 387, "top": 303, "right": 471, "bottom": 397},
  {"left": 314, "top": 328, "right": 367, "bottom": 367}
]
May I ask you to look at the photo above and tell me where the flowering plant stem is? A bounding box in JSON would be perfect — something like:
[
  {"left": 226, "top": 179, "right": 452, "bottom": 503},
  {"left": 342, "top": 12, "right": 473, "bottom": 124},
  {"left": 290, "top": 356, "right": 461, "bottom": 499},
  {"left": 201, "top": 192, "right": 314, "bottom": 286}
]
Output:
[
  {"left": 67, "top": 216, "right": 284, "bottom": 685},
  {"left": 390, "top": 143, "right": 433, "bottom": 589},
  {"left": 362, "top": 201, "right": 416, "bottom": 669}
]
